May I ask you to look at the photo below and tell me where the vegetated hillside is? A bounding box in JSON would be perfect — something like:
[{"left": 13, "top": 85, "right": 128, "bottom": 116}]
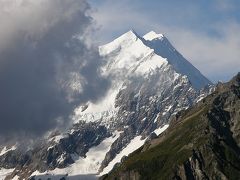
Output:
[{"left": 102, "top": 73, "right": 240, "bottom": 180}]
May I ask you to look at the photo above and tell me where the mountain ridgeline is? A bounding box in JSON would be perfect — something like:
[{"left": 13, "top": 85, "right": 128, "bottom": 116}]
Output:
[{"left": 101, "top": 73, "right": 240, "bottom": 180}]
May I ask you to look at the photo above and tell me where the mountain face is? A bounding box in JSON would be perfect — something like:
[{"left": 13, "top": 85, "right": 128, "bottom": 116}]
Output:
[
  {"left": 102, "top": 73, "right": 240, "bottom": 180},
  {"left": 0, "top": 30, "right": 212, "bottom": 179}
]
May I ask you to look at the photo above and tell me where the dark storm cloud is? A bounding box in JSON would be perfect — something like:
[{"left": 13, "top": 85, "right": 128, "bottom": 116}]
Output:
[{"left": 0, "top": 0, "right": 109, "bottom": 136}]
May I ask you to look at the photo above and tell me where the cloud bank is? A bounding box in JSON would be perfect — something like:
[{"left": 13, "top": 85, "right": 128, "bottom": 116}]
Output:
[{"left": 0, "top": 0, "right": 109, "bottom": 137}]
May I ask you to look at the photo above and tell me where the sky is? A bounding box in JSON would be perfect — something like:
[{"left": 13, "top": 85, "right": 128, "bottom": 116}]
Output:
[{"left": 89, "top": 0, "right": 240, "bottom": 82}]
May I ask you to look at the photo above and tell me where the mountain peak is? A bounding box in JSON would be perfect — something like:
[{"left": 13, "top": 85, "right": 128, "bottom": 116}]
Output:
[
  {"left": 100, "top": 29, "right": 211, "bottom": 90},
  {"left": 99, "top": 30, "right": 141, "bottom": 56},
  {"left": 128, "top": 29, "right": 138, "bottom": 36},
  {"left": 143, "top": 31, "right": 164, "bottom": 41},
  {"left": 116, "top": 30, "right": 140, "bottom": 42}
]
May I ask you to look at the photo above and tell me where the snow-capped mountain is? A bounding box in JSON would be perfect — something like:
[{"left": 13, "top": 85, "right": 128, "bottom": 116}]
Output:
[
  {"left": 75, "top": 30, "right": 210, "bottom": 126},
  {"left": 0, "top": 30, "right": 212, "bottom": 179}
]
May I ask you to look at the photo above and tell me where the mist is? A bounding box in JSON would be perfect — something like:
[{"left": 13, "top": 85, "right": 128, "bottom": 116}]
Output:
[{"left": 0, "top": 0, "right": 109, "bottom": 138}]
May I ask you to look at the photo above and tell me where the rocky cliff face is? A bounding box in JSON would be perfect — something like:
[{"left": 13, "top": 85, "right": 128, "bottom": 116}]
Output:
[
  {"left": 102, "top": 73, "right": 240, "bottom": 180},
  {"left": 0, "top": 30, "right": 212, "bottom": 179}
]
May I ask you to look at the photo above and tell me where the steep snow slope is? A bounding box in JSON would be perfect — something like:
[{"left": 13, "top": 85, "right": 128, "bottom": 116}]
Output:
[
  {"left": 100, "top": 136, "right": 147, "bottom": 176},
  {"left": 0, "top": 168, "right": 15, "bottom": 180},
  {"left": 100, "top": 124, "right": 169, "bottom": 176},
  {"left": 143, "top": 31, "right": 210, "bottom": 90}
]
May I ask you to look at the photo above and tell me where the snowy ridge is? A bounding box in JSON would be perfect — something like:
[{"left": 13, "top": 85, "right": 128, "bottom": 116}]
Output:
[
  {"left": 143, "top": 31, "right": 211, "bottom": 89},
  {"left": 143, "top": 31, "right": 164, "bottom": 41},
  {"left": 154, "top": 124, "right": 169, "bottom": 136},
  {"left": 99, "top": 30, "right": 139, "bottom": 55},
  {"left": 0, "top": 168, "right": 15, "bottom": 180},
  {"left": 74, "top": 110, "right": 117, "bottom": 125},
  {"left": 0, "top": 145, "right": 17, "bottom": 156},
  {"left": 100, "top": 135, "right": 147, "bottom": 176},
  {"left": 99, "top": 30, "right": 168, "bottom": 77}
]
